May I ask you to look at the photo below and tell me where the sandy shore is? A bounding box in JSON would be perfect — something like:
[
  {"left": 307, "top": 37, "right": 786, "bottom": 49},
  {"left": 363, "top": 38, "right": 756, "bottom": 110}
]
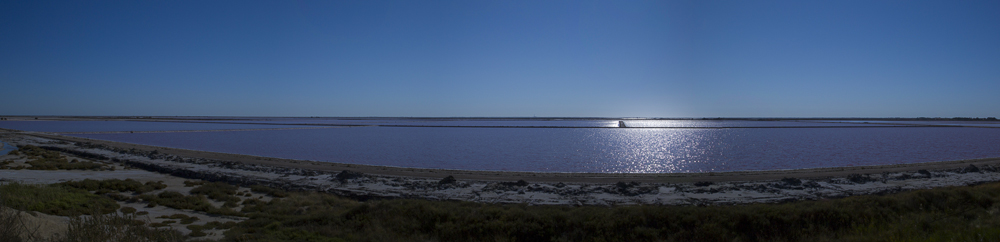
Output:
[{"left": 4, "top": 131, "right": 1000, "bottom": 206}]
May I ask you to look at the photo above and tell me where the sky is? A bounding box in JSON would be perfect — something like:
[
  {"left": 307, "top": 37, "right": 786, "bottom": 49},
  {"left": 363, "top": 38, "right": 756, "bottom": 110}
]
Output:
[{"left": 1, "top": 1, "right": 998, "bottom": 118}]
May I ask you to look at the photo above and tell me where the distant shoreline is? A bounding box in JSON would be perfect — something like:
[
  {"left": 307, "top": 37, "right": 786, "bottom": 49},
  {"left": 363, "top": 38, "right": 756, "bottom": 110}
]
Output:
[
  {"left": 3, "top": 116, "right": 997, "bottom": 130},
  {"left": 1, "top": 115, "right": 998, "bottom": 122}
]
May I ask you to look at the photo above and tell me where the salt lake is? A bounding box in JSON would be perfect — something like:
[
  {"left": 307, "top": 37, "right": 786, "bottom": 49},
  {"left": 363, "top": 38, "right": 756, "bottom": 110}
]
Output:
[{"left": 2, "top": 118, "right": 999, "bottom": 173}]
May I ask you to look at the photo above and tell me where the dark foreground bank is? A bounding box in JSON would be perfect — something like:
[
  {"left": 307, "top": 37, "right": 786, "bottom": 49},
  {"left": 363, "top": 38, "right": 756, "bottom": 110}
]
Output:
[{"left": 5, "top": 178, "right": 1000, "bottom": 241}]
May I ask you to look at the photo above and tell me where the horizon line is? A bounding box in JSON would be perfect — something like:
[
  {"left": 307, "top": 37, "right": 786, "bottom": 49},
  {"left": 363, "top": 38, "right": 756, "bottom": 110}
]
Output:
[{"left": 1, "top": 115, "right": 997, "bottom": 120}]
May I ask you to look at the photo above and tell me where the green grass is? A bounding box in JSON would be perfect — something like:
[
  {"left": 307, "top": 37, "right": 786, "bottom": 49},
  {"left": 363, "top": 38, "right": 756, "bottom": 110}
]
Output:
[
  {"left": 14, "top": 145, "right": 106, "bottom": 171},
  {"left": 0, "top": 182, "right": 118, "bottom": 216},
  {"left": 138, "top": 191, "right": 243, "bottom": 217},
  {"left": 12, "top": 175, "right": 1000, "bottom": 241},
  {"left": 133, "top": 182, "right": 247, "bottom": 215},
  {"left": 250, "top": 184, "right": 288, "bottom": 198},
  {"left": 139, "top": 191, "right": 213, "bottom": 211},
  {"left": 60, "top": 178, "right": 166, "bottom": 194},
  {"left": 190, "top": 181, "right": 241, "bottom": 205}
]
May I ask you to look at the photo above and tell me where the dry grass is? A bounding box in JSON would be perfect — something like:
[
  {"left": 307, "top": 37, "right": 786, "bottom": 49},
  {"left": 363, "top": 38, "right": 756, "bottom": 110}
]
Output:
[
  {"left": 0, "top": 206, "right": 41, "bottom": 242},
  {"left": 63, "top": 212, "right": 184, "bottom": 242}
]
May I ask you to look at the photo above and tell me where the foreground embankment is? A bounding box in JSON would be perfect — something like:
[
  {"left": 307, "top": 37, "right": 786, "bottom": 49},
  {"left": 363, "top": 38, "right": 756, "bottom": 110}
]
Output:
[{"left": 5, "top": 132, "right": 1000, "bottom": 206}]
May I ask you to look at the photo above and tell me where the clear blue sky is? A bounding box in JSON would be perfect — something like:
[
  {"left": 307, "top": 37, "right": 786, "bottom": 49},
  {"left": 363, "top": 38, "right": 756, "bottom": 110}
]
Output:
[{"left": 1, "top": 0, "right": 998, "bottom": 117}]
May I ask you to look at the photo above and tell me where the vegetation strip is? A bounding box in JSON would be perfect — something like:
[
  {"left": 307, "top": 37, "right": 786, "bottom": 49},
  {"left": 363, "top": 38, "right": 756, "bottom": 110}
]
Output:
[{"left": 7, "top": 179, "right": 1000, "bottom": 241}]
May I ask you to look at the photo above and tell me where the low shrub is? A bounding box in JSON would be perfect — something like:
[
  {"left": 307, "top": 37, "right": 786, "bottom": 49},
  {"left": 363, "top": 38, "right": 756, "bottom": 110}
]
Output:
[
  {"left": 0, "top": 182, "right": 118, "bottom": 216},
  {"left": 188, "top": 229, "right": 207, "bottom": 237},
  {"left": 181, "top": 216, "right": 200, "bottom": 224},
  {"left": 61, "top": 179, "right": 166, "bottom": 194},
  {"left": 17, "top": 145, "right": 106, "bottom": 171},
  {"left": 184, "top": 180, "right": 205, "bottom": 187},
  {"left": 250, "top": 185, "right": 288, "bottom": 198},
  {"left": 138, "top": 192, "right": 213, "bottom": 212},
  {"left": 120, "top": 206, "right": 137, "bottom": 214},
  {"left": 190, "top": 182, "right": 241, "bottom": 204},
  {"left": 138, "top": 191, "right": 242, "bottom": 217}
]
